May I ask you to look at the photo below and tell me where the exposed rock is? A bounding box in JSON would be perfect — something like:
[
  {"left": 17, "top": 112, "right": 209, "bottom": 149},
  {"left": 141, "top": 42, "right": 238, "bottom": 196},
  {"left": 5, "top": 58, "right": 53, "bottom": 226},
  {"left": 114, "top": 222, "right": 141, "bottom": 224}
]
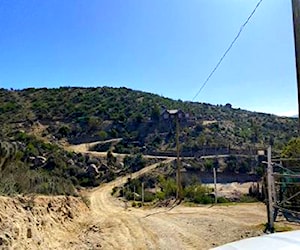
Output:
[
  {"left": 29, "top": 156, "right": 36, "bottom": 162},
  {"left": 67, "top": 159, "right": 75, "bottom": 165},
  {"left": 87, "top": 164, "right": 99, "bottom": 176},
  {"left": 34, "top": 156, "right": 47, "bottom": 166}
]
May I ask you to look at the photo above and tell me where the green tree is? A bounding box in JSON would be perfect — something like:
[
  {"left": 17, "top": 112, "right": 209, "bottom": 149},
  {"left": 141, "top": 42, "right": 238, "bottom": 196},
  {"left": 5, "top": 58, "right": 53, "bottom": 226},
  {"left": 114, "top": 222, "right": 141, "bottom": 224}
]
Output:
[
  {"left": 107, "top": 150, "right": 116, "bottom": 166},
  {"left": 98, "top": 130, "right": 107, "bottom": 140},
  {"left": 151, "top": 104, "right": 160, "bottom": 122},
  {"left": 282, "top": 138, "right": 300, "bottom": 159}
]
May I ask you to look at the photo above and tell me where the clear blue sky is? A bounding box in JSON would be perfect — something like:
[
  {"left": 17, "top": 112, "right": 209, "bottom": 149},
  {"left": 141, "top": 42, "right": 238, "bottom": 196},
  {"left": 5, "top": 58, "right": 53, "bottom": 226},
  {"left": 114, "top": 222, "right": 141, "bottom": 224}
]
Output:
[{"left": 0, "top": 0, "right": 297, "bottom": 116}]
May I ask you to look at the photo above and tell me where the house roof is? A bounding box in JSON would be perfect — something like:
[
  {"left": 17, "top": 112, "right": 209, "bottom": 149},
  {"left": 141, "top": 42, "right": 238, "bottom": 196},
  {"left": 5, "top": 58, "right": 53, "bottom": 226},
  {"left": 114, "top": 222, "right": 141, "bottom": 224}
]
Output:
[{"left": 166, "top": 109, "right": 182, "bottom": 114}]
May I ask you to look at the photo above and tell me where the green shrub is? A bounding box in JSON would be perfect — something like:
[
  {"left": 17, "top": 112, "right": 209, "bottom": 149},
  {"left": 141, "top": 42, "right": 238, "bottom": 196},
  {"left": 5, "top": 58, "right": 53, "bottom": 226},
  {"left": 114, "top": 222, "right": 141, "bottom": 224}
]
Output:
[
  {"left": 111, "top": 186, "right": 118, "bottom": 195},
  {"left": 156, "top": 191, "right": 165, "bottom": 200},
  {"left": 194, "top": 195, "right": 213, "bottom": 204},
  {"left": 160, "top": 178, "right": 177, "bottom": 198},
  {"left": 144, "top": 191, "right": 155, "bottom": 202},
  {"left": 240, "top": 194, "right": 258, "bottom": 203},
  {"left": 184, "top": 184, "right": 213, "bottom": 204},
  {"left": 217, "top": 196, "right": 229, "bottom": 203},
  {"left": 124, "top": 190, "right": 134, "bottom": 200},
  {"left": 123, "top": 154, "right": 146, "bottom": 172}
]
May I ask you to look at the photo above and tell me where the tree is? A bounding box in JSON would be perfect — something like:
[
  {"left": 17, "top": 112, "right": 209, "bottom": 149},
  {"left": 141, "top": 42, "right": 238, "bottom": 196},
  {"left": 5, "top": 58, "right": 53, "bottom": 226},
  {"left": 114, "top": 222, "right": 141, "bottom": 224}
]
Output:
[
  {"left": 133, "top": 112, "right": 143, "bottom": 125},
  {"left": 226, "top": 155, "right": 238, "bottom": 173},
  {"left": 151, "top": 104, "right": 160, "bottom": 122},
  {"left": 107, "top": 150, "right": 116, "bottom": 166},
  {"left": 98, "top": 130, "right": 107, "bottom": 140},
  {"left": 282, "top": 138, "right": 300, "bottom": 159},
  {"left": 124, "top": 154, "right": 146, "bottom": 172}
]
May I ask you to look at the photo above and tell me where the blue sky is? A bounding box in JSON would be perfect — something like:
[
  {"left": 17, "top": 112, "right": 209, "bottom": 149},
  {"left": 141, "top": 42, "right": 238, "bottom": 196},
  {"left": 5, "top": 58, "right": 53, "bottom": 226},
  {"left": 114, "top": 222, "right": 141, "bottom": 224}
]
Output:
[{"left": 0, "top": 0, "right": 297, "bottom": 116}]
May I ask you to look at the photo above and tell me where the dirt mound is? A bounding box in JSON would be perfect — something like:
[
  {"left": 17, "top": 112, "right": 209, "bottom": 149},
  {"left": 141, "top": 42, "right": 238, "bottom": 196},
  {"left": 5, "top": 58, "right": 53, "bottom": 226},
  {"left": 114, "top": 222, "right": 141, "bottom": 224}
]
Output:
[{"left": 0, "top": 195, "right": 89, "bottom": 249}]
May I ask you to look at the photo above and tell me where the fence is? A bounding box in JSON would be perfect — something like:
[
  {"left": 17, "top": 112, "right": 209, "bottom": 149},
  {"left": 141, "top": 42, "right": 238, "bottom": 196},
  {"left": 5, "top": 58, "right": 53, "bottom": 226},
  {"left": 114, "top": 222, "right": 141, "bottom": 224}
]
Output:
[{"left": 264, "top": 147, "right": 300, "bottom": 232}]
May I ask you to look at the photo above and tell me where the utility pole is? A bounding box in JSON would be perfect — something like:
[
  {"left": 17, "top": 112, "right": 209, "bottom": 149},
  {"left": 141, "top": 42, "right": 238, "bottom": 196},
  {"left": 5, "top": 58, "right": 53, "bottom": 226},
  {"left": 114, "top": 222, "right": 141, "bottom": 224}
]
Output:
[
  {"left": 292, "top": 0, "right": 300, "bottom": 133},
  {"left": 266, "top": 146, "right": 275, "bottom": 233},
  {"left": 213, "top": 166, "right": 217, "bottom": 204},
  {"left": 142, "top": 182, "right": 144, "bottom": 206},
  {"left": 175, "top": 114, "right": 182, "bottom": 200}
]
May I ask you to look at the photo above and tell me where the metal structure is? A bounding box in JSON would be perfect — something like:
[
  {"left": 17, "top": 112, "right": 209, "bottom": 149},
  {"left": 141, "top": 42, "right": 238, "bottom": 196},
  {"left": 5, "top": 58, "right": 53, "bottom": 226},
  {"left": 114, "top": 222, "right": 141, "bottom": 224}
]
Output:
[{"left": 264, "top": 147, "right": 300, "bottom": 232}]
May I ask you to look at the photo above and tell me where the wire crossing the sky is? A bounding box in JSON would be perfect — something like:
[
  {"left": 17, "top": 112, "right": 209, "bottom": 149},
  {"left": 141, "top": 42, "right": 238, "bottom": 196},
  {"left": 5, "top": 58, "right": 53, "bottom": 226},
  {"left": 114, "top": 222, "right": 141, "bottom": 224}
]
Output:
[{"left": 192, "top": 0, "right": 264, "bottom": 101}]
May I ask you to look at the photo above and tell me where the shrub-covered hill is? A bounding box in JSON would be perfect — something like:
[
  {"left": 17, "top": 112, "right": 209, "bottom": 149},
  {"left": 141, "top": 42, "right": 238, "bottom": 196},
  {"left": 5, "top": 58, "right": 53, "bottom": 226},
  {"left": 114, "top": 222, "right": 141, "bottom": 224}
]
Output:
[
  {"left": 0, "top": 86, "right": 297, "bottom": 154},
  {"left": 0, "top": 133, "right": 156, "bottom": 196}
]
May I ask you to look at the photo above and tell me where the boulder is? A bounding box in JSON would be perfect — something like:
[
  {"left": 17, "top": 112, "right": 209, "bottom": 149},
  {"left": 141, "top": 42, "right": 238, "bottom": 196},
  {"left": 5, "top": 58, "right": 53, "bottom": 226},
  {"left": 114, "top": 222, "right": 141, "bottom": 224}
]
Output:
[
  {"left": 34, "top": 156, "right": 47, "bottom": 165},
  {"left": 87, "top": 164, "right": 99, "bottom": 176}
]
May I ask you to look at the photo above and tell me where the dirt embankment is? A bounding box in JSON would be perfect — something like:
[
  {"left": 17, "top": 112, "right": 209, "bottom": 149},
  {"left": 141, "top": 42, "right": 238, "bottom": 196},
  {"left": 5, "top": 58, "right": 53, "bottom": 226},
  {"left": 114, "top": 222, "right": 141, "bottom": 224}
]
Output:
[{"left": 0, "top": 195, "right": 92, "bottom": 249}]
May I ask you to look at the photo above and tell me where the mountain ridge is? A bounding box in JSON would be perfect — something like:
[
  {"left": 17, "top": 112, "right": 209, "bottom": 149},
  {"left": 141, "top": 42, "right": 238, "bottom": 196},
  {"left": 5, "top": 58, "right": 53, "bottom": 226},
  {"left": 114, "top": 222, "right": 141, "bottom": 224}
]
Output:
[{"left": 0, "top": 86, "right": 297, "bottom": 154}]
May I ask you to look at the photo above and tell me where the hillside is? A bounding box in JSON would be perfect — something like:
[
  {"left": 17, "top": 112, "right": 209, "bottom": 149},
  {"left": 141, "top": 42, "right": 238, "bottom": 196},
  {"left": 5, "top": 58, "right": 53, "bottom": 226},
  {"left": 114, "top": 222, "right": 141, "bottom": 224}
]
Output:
[
  {"left": 0, "top": 87, "right": 297, "bottom": 154},
  {"left": 1, "top": 87, "right": 299, "bottom": 248},
  {"left": 0, "top": 86, "right": 297, "bottom": 196}
]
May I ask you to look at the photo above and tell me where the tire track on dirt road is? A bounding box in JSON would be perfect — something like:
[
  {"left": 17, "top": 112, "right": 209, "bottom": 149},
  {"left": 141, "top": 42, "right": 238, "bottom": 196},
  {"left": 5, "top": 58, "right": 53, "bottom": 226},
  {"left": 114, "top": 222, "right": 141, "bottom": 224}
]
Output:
[
  {"left": 70, "top": 143, "right": 271, "bottom": 249},
  {"left": 87, "top": 160, "right": 173, "bottom": 249}
]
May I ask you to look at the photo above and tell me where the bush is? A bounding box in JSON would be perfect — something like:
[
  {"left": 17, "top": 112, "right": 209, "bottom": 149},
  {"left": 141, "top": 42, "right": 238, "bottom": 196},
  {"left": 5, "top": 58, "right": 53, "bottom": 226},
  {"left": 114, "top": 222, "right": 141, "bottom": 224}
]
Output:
[
  {"left": 124, "top": 190, "right": 134, "bottom": 200},
  {"left": 111, "top": 186, "right": 118, "bottom": 195},
  {"left": 160, "top": 178, "right": 177, "bottom": 198},
  {"left": 194, "top": 195, "right": 213, "bottom": 204},
  {"left": 203, "top": 159, "right": 213, "bottom": 171},
  {"left": 156, "top": 191, "right": 165, "bottom": 200},
  {"left": 217, "top": 196, "right": 229, "bottom": 203},
  {"left": 144, "top": 191, "right": 155, "bottom": 202},
  {"left": 123, "top": 154, "right": 146, "bottom": 172},
  {"left": 184, "top": 184, "right": 213, "bottom": 204},
  {"left": 240, "top": 194, "right": 258, "bottom": 203}
]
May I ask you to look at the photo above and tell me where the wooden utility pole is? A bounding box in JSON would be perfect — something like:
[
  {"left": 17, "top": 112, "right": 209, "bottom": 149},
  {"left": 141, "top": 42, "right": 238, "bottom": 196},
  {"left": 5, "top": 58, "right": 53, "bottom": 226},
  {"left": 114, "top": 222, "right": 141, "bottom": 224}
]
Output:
[
  {"left": 292, "top": 0, "right": 300, "bottom": 133},
  {"left": 213, "top": 167, "right": 217, "bottom": 204},
  {"left": 142, "top": 182, "right": 144, "bottom": 206},
  {"left": 266, "top": 146, "right": 275, "bottom": 233},
  {"left": 175, "top": 114, "right": 182, "bottom": 200}
]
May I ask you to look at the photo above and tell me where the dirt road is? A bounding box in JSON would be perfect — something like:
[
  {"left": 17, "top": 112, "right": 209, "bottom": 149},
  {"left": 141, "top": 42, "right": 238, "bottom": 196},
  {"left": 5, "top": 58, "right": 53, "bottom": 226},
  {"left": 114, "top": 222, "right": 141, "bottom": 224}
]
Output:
[
  {"left": 2, "top": 143, "right": 295, "bottom": 249},
  {"left": 86, "top": 160, "right": 268, "bottom": 249},
  {"left": 66, "top": 141, "right": 177, "bottom": 160},
  {"left": 66, "top": 141, "right": 229, "bottom": 160},
  {"left": 2, "top": 158, "right": 298, "bottom": 249},
  {"left": 61, "top": 141, "right": 300, "bottom": 249}
]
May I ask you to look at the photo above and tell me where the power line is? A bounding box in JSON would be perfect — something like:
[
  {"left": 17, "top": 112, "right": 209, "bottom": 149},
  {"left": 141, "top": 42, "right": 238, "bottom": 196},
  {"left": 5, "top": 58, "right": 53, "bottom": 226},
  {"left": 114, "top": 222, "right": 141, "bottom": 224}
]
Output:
[{"left": 192, "top": 0, "right": 264, "bottom": 101}]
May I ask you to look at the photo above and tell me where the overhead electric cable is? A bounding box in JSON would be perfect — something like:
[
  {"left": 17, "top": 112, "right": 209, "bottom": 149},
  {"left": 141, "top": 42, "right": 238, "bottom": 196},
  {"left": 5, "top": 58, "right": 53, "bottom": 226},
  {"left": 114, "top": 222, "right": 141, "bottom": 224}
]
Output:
[{"left": 192, "top": 0, "right": 264, "bottom": 101}]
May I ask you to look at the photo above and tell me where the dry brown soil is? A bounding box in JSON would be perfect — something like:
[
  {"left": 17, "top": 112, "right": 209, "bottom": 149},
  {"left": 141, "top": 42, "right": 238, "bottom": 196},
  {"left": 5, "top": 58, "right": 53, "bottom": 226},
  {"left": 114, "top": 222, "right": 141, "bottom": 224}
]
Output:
[{"left": 1, "top": 149, "right": 300, "bottom": 249}]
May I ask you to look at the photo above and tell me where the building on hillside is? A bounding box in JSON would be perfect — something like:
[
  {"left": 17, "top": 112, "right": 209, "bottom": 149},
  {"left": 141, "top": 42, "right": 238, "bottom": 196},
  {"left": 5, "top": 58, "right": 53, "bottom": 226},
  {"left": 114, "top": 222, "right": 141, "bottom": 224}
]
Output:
[
  {"left": 157, "top": 109, "right": 193, "bottom": 132},
  {"left": 161, "top": 109, "right": 189, "bottom": 120}
]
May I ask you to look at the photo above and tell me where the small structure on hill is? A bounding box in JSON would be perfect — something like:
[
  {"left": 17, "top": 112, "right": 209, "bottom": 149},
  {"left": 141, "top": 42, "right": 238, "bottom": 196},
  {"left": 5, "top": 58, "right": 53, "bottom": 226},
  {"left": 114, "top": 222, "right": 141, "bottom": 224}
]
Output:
[{"left": 161, "top": 109, "right": 189, "bottom": 120}]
